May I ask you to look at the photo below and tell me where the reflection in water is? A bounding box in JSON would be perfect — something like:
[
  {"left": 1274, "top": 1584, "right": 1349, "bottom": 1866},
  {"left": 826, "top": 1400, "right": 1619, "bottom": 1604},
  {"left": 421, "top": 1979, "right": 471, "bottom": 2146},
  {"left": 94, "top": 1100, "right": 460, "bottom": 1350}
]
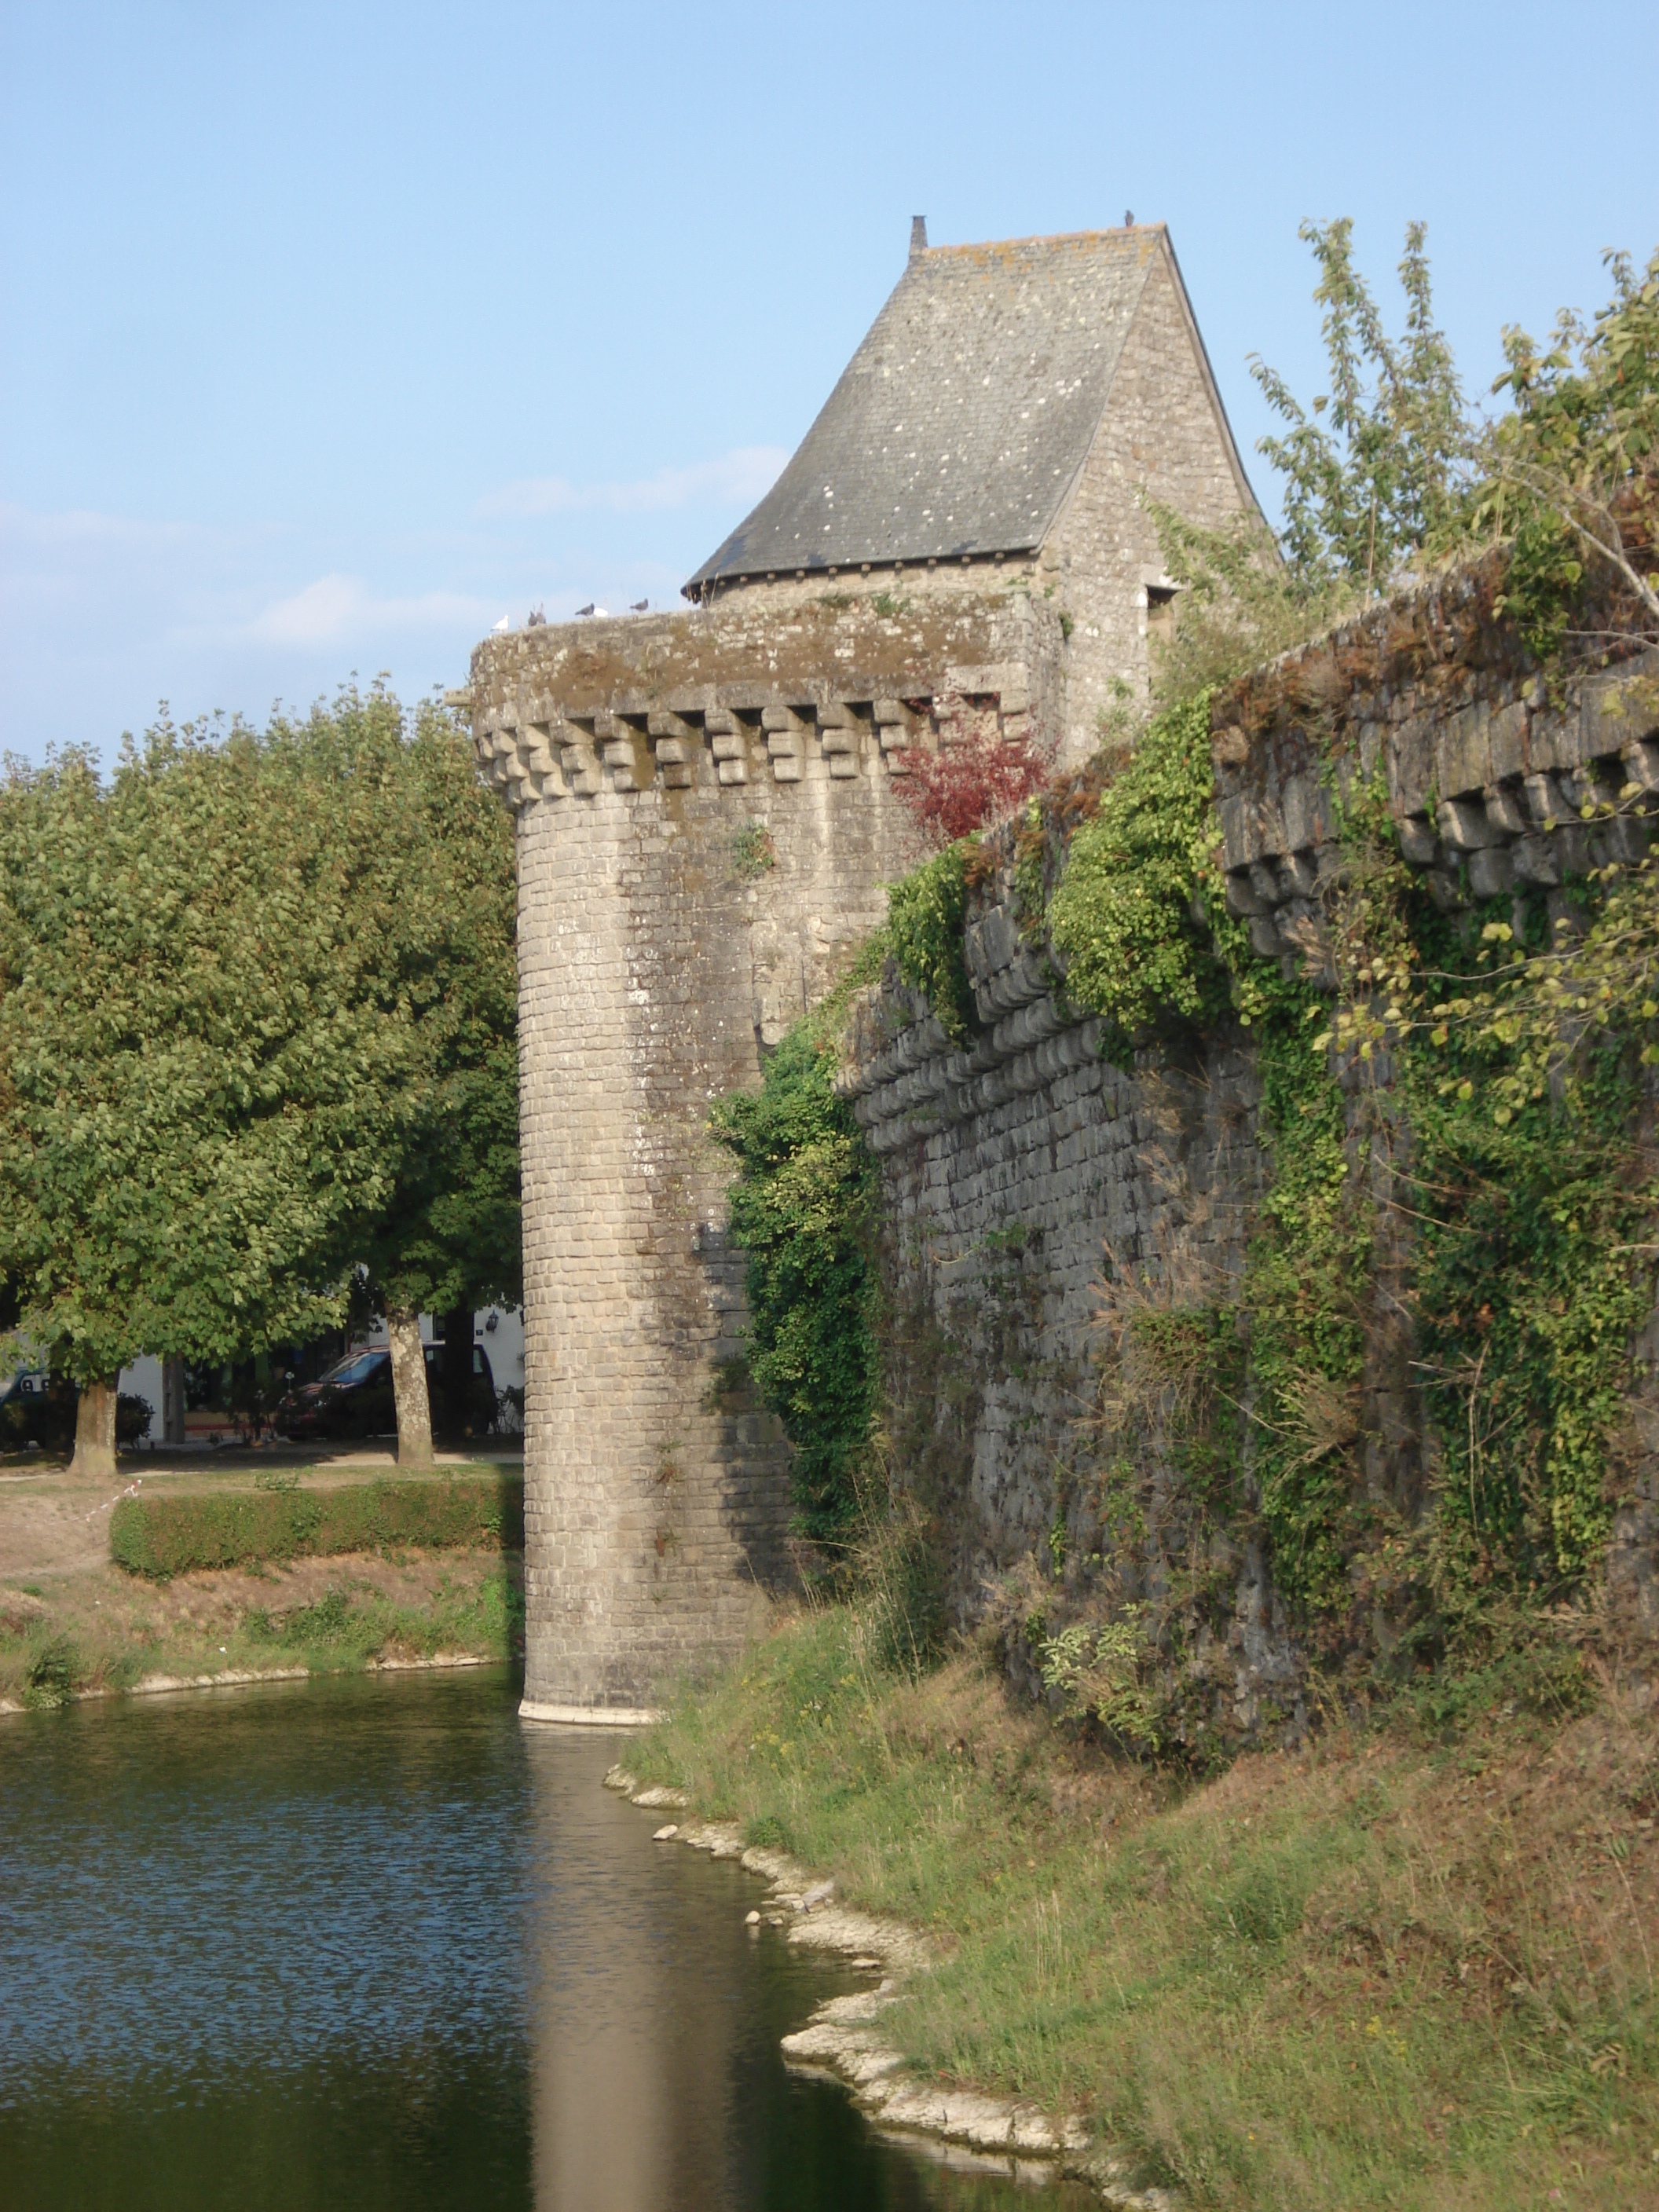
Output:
[{"left": 0, "top": 1671, "right": 1090, "bottom": 2211}]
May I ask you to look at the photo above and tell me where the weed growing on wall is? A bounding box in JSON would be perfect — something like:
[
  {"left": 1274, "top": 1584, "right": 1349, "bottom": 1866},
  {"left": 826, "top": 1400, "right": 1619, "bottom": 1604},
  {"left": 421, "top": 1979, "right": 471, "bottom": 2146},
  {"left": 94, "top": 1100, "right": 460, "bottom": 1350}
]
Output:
[
  {"left": 1047, "top": 694, "right": 1259, "bottom": 1063},
  {"left": 709, "top": 1025, "right": 880, "bottom": 1541},
  {"left": 882, "top": 842, "right": 979, "bottom": 1043}
]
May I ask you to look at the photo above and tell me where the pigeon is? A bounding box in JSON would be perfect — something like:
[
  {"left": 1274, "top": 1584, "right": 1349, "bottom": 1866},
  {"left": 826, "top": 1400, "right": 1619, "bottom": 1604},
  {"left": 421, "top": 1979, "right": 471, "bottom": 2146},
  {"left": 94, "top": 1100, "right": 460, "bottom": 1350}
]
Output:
[
  {"left": 1124, "top": 209, "right": 1134, "bottom": 227},
  {"left": 630, "top": 597, "right": 648, "bottom": 613},
  {"left": 492, "top": 615, "right": 511, "bottom": 633},
  {"left": 527, "top": 604, "right": 546, "bottom": 627},
  {"left": 574, "top": 602, "right": 595, "bottom": 617}
]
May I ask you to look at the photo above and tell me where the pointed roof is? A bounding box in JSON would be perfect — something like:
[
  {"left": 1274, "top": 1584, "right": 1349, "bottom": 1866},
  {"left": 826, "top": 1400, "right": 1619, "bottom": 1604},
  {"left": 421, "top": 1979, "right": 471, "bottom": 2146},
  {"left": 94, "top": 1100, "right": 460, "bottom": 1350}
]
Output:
[{"left": 686, "top": 225, "right": 1221, "bottom": 596}]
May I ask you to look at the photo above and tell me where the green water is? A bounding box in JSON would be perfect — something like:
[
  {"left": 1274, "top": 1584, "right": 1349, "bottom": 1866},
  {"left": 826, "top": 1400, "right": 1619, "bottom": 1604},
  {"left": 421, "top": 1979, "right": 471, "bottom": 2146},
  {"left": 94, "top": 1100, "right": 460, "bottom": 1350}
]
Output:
[{"left": 0, "top": 1670, "right": 1090, "bottom": 2210}]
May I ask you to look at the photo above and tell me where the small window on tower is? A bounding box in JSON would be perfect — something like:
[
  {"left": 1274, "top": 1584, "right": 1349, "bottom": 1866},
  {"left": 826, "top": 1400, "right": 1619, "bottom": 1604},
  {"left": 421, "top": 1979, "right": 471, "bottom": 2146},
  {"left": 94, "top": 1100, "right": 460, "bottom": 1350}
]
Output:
[{"left": 1145, "top": 584, "right": 1178, "bottom": 644}]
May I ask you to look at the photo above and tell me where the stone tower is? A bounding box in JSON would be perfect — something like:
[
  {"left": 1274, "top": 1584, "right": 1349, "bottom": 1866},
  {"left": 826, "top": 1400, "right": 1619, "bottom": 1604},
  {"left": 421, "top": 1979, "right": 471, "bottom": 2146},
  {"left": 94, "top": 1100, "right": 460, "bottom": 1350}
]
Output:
[{"left": 467, "top": 222, "right": 1255, "bottom": 1721}]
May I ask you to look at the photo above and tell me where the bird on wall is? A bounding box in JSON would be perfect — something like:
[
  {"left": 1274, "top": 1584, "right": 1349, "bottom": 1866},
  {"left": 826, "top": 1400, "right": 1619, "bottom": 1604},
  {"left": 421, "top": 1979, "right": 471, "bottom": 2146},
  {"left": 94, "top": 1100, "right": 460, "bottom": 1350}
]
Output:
[
  {"left": 630, "top": 598, "right": 648, "bottom": 613},
  {"left": 492, "top": 615, "right": 511, "bottom": 633},
  {"left": 574, "top": 603, "right": 595, "bottom": 617}
]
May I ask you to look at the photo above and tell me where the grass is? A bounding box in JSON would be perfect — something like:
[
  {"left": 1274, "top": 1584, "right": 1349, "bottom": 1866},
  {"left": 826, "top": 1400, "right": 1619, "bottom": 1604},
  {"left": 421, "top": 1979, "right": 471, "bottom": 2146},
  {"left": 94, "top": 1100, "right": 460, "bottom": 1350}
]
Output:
[
  {"left": 628, "top": 1602, "right": 1659, "bottom": 2210},
  {"left": 0, "top": 1550, "right": 523, "bottom": 1709}
]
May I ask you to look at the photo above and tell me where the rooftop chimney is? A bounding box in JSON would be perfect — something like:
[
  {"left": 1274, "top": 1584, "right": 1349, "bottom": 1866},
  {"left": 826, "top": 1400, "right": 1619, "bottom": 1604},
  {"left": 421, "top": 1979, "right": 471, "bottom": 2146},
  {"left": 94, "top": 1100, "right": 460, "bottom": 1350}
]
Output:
[{"left": 910, "top": 214, "right": 928, "bottom": 258}]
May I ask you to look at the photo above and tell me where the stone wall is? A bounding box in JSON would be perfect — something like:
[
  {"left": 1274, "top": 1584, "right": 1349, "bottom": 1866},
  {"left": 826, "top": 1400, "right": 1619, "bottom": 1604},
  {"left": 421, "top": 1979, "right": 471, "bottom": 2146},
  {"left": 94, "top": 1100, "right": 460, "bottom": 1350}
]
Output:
[
  {"left": 835, "top": 577, "right": 1659, "bottom": 1742},
  {"left": 837, "top": 910, "right": 1302, "bottom": 1736},
  {"left": 1211, "top": 556, "right": 1659, "bottom": 947},
  {"left": 1048, "top": 244, "right": 1258, "bottom": 750}
]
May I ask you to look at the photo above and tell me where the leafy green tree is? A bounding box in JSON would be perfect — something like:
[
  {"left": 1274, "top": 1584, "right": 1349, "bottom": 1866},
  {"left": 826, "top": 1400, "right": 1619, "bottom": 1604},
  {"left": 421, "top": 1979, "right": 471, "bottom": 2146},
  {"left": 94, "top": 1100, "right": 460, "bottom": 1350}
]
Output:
[
  {"left": 0, "top": 723, "right": 417, "bottom": 1473},
  {"left": 306, "top": 695, "right": 521, "bottom": 1464},
  {"left": 1253, "top": 218, "right": 1474, "bottom": 593},
  {"left": 0, "top": 690, "right": 521, "bottom": 1476},
  {"left": 1477, "top": 246, "right": 1659, "bottom": 646},
  {"left": 1148, "top": 219, "right": 1476, "bottom": 698},
  {"left": 1151, "top": 227, "right": 1656, "bottom": 699}
]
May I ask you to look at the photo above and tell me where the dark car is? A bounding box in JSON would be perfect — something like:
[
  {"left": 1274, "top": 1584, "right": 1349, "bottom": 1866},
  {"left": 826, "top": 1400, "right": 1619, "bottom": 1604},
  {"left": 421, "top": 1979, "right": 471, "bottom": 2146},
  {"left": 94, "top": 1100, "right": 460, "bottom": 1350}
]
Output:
[{"left": 273, "top": 1342, "right": 496, "bottom": 1444}]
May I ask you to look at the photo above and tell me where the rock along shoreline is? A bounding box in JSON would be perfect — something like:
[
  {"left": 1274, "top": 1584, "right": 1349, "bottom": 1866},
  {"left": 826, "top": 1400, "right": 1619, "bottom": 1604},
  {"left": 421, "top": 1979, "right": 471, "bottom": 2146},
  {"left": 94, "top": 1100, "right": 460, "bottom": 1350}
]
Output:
[{"left": 602, "top": 1763, "right": 1176, "bottom": 2209}]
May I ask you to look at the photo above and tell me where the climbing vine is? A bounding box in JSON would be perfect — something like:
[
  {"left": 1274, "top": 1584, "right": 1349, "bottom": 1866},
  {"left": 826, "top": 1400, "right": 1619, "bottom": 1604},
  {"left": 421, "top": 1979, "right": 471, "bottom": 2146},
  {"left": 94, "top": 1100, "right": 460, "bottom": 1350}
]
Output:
[{"left": 709, "top": 1024, "right": 879, "bottom": 1543}]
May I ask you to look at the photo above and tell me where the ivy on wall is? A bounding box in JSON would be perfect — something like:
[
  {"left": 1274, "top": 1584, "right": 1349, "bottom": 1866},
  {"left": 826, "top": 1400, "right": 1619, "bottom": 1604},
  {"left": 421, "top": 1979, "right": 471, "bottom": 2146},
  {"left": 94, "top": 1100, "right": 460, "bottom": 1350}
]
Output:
[{"left": 709, "top": 1025, "right": 879, "bottom": 1543}]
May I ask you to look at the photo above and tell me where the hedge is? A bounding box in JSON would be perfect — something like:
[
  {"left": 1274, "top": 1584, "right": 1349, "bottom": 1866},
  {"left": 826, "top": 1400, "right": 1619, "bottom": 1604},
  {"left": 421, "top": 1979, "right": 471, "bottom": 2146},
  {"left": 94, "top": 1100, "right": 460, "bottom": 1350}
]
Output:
[{"left": 109, "top": 1473, "right": 524, "bottom": 1579}]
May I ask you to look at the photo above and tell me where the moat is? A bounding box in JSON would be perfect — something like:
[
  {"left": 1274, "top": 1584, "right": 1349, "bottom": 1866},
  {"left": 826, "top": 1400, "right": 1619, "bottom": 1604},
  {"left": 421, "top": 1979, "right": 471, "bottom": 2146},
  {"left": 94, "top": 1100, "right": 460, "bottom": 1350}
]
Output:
[{"left": 0, "top": 1670, "right": 1090, "bottom": 2210}]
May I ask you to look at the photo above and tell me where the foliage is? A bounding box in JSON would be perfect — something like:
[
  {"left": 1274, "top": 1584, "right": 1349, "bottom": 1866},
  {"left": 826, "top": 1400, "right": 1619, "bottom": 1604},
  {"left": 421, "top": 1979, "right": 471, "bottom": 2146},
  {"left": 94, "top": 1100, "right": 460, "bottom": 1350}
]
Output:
[
  {"left": 1238, "top": 971, "right": 1372, "bottom": 1616},
  {"left": 1145, "top": 221, "right": 1477, "bottom": 698},
  {"left": 731, "top": 821, "right": 777, "bottom": 880},
  {"left": 108, "top": 1470, "right": 523, "bottom": 1578},
  {"left": 1328, "top": 811, "right": 1659, "bottom": 1591},
  {"left": 0, "top": 716, "right": 417, "bottom": 1385},
  {"left": 0, "top": 688, "right": 520, "bottom": 1401},
  {"left": 1478, "top": 246, "right": 1659, "bottom": 638},
  {"left": 709, "top": 1025, "right": 880, "bottom": 1541},
  {"left": 1038, "top": 1607, "right": 1162, "bottom": 1748},
  {"left": 1047, "top": 693, "right": 1247, "bottom": 1062},
  {"left": 892, "top": 734, "right": 1049, "bottom": 850},
  {"left": 325, "top": 693, "right": 522, "bottom": 1332},
  {"left": 1254, "top": 219, "right": 1474, "bottom": 593},
  {"left": 882, "top": 841, "right": 979, "bottom": 1044}
]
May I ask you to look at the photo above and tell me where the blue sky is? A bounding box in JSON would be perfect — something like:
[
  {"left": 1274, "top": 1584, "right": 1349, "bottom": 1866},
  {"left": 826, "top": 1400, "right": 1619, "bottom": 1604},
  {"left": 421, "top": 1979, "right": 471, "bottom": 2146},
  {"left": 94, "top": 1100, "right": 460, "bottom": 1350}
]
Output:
[{"left": 3, "top": 0, "right": 1655, "bottom": 762}]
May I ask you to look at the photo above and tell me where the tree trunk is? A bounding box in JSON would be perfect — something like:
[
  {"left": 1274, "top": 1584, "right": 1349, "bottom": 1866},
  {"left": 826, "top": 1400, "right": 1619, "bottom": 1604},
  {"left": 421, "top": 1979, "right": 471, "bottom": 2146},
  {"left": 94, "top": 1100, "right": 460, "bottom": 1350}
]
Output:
[
  {"left": 386, "top": 1311, "right": 434, "bottom": 1467},
  {"left": 68, "top": 1377, "right": 118, "bottom": 1479}
]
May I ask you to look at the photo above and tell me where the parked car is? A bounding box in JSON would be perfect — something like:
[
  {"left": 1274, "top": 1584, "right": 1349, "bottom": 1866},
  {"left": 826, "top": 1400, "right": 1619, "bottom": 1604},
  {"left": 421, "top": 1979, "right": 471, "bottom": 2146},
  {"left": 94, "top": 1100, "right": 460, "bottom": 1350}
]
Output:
[
  {"left": 0, "top": 1369, "right": 75, "bottom": 1453},
  {"left": 273, "top": 1341, "right": 496, "bottom": 1444},
  {"left": 0, "top": 1372, "right": 153, "bottom": 1454}
]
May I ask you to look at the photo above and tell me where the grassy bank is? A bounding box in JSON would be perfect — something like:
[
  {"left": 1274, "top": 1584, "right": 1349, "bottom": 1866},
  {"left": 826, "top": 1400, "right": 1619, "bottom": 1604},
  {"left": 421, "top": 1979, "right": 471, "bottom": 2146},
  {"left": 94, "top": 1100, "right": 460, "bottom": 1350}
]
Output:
[{"left": 629, "top": 1603, "right": 1659, "bottom": 2210}]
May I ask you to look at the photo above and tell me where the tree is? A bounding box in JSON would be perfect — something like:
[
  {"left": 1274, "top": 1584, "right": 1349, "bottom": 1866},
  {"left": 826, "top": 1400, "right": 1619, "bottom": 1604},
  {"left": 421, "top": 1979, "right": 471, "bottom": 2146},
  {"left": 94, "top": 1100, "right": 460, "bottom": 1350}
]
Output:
[
  {"left": 1477, "top": 247, "right": 1659, "bottom": 648},
  {"left": 1146, "top": 219, "right": 1477, "bottom": 699},
  {"left": 1149, "top": 225, "right": 1657, "bottom": 699},
  {"left": 0, "top": 688, "right": 522, "bottom": 1478},
  {"left": 0, "top": 723, "right": 417, "bottom": 1474},
  {"left": 316, "top": 696, "right": 521, "bottom": 1464}
]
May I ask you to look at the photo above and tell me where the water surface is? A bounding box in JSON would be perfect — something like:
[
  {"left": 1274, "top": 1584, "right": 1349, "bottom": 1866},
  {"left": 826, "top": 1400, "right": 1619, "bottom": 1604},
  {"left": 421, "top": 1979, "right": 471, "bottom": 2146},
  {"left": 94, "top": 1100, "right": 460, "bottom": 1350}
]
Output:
[{"left": 0, "top": 1670, "right": 1088, "bottom": 2210}]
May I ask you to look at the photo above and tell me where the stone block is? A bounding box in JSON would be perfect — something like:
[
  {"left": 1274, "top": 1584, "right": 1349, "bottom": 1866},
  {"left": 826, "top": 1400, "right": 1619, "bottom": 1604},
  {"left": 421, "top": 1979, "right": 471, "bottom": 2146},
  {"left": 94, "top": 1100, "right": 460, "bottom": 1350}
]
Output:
[
  {"left": 1488, "top": 700, "right": 1529, "bottom": 784},
  {"left": 1397, "top": 815, "right": 1438, "bottom": 867},
  {"left": 1513, "top": 835, "right": 1561, "bottom": 888},
  {"left": 1224, "top": 870, "right": 1268, "bottom": 917},
  {"left": 1523, "top": 772, "right": 1565, "bottom": 827},
  {"left": 1437, "top": 795, "right": 1500, "bottom": 851},
  {"left": 1484, "top": 783, "right": 1528, "bottom": 837},
  {"left": 1387, "top": 714, "right": 1436, "bottom": 815},
  {"left": 1438, "top": 701, "right": 1491, "bottom": 798},
  {"left": 1467, "top": 845, "right": 1514, "bottom": 900}
]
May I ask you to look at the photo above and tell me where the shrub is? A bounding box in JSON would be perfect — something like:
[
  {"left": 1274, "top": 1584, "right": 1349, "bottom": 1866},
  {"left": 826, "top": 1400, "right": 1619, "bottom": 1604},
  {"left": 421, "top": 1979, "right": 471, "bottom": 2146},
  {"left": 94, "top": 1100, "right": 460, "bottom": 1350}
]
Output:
[
  {"left": 109, "top": 1471, "right": 523, "bottom": 1578},
  {"left": 893, "top": 733, "right": 1049, "bottom": 849}
]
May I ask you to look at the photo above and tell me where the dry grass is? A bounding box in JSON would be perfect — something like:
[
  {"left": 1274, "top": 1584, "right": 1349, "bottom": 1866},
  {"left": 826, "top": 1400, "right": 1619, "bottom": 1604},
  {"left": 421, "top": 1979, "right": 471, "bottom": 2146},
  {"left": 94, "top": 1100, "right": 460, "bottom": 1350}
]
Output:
[
  {"left": 634, "top": 1602, "right": 1659, "bottom": 2209},
  {"left": 0, "top": 1544, "right": 523, "bottom": 1706}
]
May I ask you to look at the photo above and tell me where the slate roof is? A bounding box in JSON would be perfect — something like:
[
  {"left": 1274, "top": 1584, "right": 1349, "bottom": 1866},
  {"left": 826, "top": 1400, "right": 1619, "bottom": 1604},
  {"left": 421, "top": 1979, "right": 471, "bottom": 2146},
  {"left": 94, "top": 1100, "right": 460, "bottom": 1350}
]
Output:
[{"left": 686, "top": 227, "right": 1169, "bottom": 596}]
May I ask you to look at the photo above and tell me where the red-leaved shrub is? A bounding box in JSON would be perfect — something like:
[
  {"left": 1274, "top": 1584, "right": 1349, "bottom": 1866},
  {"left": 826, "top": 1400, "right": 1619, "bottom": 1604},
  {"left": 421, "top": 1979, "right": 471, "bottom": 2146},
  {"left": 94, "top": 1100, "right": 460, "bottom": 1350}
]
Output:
[{"left": 894, "top": 734, "right": 1051, "bottom": 849}]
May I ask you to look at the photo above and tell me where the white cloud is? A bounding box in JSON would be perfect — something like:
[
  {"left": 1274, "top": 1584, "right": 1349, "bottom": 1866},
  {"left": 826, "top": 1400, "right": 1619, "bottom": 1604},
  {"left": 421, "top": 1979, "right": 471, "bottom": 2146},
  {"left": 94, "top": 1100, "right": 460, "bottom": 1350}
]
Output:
[
  {"left": 245, "top": 574, "right": 494, "bottom": 646},
  {"left": 478, "top": 445, "right": 787, "bottom": 520}
]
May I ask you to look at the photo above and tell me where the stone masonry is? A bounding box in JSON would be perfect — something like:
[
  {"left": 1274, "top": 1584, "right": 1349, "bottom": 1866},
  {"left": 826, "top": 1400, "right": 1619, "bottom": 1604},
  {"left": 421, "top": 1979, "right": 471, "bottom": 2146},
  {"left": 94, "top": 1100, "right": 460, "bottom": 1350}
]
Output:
[
  {"left": 833, "top": 573, "right": 1659, "bottom": 1745},
  {"left": 470, "top": 222, "right": 1254, "bottom": 1717}
]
